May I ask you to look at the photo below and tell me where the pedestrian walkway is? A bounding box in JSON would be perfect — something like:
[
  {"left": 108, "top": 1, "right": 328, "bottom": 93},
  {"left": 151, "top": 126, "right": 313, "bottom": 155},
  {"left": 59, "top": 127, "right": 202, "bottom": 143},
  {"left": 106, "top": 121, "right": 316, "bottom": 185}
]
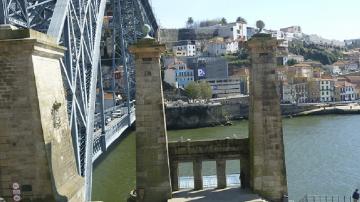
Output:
[{"left": 168, "top": 187, "right": 267, "bottom": 202}]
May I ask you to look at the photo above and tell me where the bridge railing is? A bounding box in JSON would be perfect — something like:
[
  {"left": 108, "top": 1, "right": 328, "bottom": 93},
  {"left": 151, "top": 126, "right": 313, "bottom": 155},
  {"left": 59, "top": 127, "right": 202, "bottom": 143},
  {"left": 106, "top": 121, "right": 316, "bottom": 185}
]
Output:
[{"left": 299, "top": 195, "right": 352, "bottom": 202}]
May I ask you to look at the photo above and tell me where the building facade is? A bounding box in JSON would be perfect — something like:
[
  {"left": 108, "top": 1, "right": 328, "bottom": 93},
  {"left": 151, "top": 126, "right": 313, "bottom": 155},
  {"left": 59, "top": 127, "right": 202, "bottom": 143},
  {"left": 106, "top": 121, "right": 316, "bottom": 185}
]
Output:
[
  {"left": 320, "top": 78, "right": 335, "bottom": 102},
  {"left": 172, "top": 40, "right": 197, "bottom": 57}
]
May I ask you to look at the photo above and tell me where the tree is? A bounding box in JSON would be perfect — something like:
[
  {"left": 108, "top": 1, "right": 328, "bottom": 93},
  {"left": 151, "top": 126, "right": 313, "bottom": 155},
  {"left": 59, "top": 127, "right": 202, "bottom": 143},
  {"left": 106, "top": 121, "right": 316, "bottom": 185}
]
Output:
[
  {"left": 256, "top": 20, "right": 265, "bottom": 32},
  {"left": 220, "top": 17, "right": 227, "bottom": 25},
  {"left": 199, "top": 81, "right": 212, "bottom": 100},
  {"left": 287, "top": 59, "right": 298, "bottom": 66},
  {"left": 236, "top": 16, "right": 247, "bottom": 24},
  {"left": 186, "top": 17, "right": 194, "bottom": 28},
  {"left": 185, "top": 81, "right": 200, "bottom": 100}
]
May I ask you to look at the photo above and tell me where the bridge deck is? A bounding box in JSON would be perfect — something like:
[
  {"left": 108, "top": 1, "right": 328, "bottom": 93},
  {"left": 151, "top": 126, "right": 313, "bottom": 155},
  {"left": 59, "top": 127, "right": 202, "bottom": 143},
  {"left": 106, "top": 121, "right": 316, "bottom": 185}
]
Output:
[{"left": 169, "top": 188, "right": 267, "bottom": 202}]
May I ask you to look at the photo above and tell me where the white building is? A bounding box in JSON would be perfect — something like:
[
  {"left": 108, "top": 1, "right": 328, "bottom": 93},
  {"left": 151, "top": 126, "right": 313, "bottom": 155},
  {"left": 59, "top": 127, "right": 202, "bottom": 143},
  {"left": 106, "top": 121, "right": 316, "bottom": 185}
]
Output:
[
  {"left": 217, "top": 22, "right": 247, "bottom": 41},
  {"left": 288, "top": 54, "right": 304, "bottom": 63},
  {"left": 172, "top": 41, "right": 197, "bottom": 57},
  {"left": 282, "top": 82, "right": 295, "bottom": 103},
  {"left": 320, "top": 79, "right": 334, "bottom": 102},
  {"left": 270, "top": 30, "right": 288, "bottom": 48},
  {"left": 324, "top": 65, "right": 342, "bottom": 75},
  {"left": 206, "top": 39, "right": 239, "bottom": 56}
]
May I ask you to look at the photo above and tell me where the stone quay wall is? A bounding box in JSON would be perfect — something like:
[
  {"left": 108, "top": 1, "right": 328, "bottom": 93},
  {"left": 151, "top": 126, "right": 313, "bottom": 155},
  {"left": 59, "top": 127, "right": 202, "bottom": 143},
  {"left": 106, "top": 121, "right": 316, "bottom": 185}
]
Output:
[{"left": 165, "top": 102, "right": 320, "bottom": 130}]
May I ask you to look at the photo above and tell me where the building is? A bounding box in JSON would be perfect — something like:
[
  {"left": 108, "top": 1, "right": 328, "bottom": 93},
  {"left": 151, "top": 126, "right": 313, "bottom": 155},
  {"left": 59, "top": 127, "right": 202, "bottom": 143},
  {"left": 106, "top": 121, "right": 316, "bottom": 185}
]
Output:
[
  {"left": 307, "top": 79, "right": 321, "bottom": 103},
  {"left": 332, "top": 60, "right": 359, "bottom": 73},
  {"left": 206, "top": 38, "right": 239, "bottom": 56},
  {"left": 164, "top": 60, "right": 194, "bottom": 88},
  {"left": 246, "top": 27, "right": 257, "bottom": 39},
  {"left": 287, "top": 54, "right": 304, "bottom": 63},
  {"left": 172, "top": 40, "right": 197, "bottom": 57},
  {"left": 334, "top": 81, "right": 357, "bottom": 101},
  {"left": 217, "top": 22, "right": 247, "bottom": 41},
  {"left": 319, "top": 77, "right": 335, "bottom": 102},
  {"left": 281, "top": 77, "right": 308, "bottom": 104},
  {"left": 282, "top": 81, "right": 295, "bottom": 103},
  {"left": 195, "top": 57, "right": 229, "bottom": 80},
  {"left": 206, "top": 78, "right": 244, "bottom": 98},
  {"left": 230, "top": 68, "right": 249, "bottom": 95},
  {"left": 280, "top": 26, "right": 302, "bottom": 34},
  {"left": 294, "top": 82, "right": 308, "bottom": 103},
  {"left": 265, "top": 29, "right": 288, "bottom": 48},
  {"left": 323, "top": 65, "right": 342, "bottom": 75},
  {"left": 288, "top": 63, "right": 314, "bottom": 79}
]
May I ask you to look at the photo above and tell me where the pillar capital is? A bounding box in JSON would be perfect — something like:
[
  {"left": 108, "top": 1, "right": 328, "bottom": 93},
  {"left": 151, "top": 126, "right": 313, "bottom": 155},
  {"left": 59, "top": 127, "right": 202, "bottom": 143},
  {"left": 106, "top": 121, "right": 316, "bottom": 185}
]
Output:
[
  {"left": 129, "top": 38, "right": 165, "bottom": 59},
  {"left": 0, "top": 27, "right": 65, "bottom": 59},
  {"left": 246, "top": 34, "right": 278, "bottom": 54}
]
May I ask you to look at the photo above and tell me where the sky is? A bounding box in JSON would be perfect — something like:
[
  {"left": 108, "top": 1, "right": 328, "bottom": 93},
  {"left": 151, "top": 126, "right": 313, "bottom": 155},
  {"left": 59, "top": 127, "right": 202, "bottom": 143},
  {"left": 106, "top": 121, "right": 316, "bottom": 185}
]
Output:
[{"left": 150, "top": 0, "right": 360, "bottom": 41}]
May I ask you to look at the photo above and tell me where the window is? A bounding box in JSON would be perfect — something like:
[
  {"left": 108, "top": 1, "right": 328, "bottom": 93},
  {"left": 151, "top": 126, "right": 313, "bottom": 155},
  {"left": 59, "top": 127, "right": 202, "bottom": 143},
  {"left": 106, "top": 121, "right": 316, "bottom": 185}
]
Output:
[{"left": 230, "top": 28, "right": 233, "bottom": 31}]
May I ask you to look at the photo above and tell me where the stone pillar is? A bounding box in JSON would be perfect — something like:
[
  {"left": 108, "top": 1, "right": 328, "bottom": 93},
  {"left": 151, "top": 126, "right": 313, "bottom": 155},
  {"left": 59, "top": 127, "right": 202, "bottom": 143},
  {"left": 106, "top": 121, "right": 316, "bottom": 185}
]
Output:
[
  {"left": 170, "top": 161, "right": 179, "bottom": 191},
  {"left": 216, "top": 159, "right": 226, "bottom": 189},
  {"left": 0, "top": 27, "right": 85, "bottom": 201},
  {"left": 193, "top": 159, "right": 203, "bottom": 190},
  {"left": 129, "top": 38, "right": 172, "bottom": 202},
  {"left": 247, "top": 34, "right": 288, "bottom": 201}
]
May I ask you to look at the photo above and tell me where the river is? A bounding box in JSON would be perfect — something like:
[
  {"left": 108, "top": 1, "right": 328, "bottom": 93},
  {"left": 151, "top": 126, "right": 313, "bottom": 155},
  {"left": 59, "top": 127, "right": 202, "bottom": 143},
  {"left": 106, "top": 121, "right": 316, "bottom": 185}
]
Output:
[{"left": 92, "top": 115, "right": 360, "bottom": 202}]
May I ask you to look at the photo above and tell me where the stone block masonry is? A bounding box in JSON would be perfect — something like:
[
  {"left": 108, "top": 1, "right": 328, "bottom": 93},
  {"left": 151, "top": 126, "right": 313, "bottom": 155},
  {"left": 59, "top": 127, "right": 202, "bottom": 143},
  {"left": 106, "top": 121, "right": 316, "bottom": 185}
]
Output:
[
  {"left": 0, "top": 27, "right": 84, "bottom": 201},
  {"left": 247, "top": 34, "right": 288, "bottom": 202},
  {"left": 130, "top": 38, "right": 172, "bottom": 202}
]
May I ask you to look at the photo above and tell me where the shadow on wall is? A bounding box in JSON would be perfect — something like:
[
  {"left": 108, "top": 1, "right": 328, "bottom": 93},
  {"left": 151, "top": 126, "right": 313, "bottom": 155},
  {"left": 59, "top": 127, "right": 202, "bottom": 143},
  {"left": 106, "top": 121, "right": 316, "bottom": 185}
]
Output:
[{"left": 45, "top": 143, "right": 69, "bottom": 202}]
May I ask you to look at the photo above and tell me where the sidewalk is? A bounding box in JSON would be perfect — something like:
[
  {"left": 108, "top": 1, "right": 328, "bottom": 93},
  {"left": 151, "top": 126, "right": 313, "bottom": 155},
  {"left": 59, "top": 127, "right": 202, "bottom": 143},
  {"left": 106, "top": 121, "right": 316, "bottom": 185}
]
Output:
[{"left": 168, "top": 187, "right": 267, "bottom": 202}]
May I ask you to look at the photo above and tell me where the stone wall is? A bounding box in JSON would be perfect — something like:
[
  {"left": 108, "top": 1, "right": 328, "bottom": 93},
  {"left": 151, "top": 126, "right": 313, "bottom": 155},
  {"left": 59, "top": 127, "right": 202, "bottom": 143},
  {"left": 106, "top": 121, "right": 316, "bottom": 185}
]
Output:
[
  {"left": 159, "top": 28, "right": 217, "bottom": 43},
  {"left": 165, "top": 104, "right": 226, "bottom": 130},
  {"left": 165, "top": 101, "right": 320, "bottom": 129},
  {"left": 0, "top": 28, "right": 84, "bottom": 202}
]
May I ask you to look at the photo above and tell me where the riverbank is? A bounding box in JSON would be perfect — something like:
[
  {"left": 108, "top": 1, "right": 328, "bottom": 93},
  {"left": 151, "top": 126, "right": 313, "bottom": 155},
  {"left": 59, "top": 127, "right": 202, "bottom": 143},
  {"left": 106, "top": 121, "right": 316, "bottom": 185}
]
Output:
[
  {"left": 165, "top": 100, "right": 360, "bottom": 130},
  {"left": 292, "top": 104, "right": 360, "bottom": 117}
]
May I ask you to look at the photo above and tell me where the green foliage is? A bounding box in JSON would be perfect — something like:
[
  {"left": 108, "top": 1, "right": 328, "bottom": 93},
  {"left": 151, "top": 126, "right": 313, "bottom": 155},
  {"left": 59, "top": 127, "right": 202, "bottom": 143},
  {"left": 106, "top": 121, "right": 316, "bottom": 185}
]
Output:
[
  {"left": 223, "top": 51, "right": 250, "bottom": 67},
  {"left": 236, "top": 16, "right": 247, "bottom": 24},
  {"left": 186, "top": 17, "right": 194, "bottom": 28},
  {"left": 199, "top": 81, "right": 212, "bottom": 100},
  {"left": 287, "top": 59, "right": 298, "bottom": 66},
  {"left": 288, "top": 40, "right": 342, "bottom": 65},
  {"left": 220, "top": 17, "right": 227, "bottom": 25},
  {"left": 185, "top": 82, "right": 200, "bottom": 99},
  {"left": 185, "top": 81, "right": 212, "bottom": 100},
  {"left": 256, "top": 20, "right": 265, "bottom": 31}
]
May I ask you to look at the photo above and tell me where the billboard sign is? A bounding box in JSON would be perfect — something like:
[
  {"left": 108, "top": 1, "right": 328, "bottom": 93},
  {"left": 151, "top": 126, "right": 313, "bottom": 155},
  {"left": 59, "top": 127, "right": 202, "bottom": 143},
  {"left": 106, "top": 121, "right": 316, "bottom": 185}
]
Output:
[{"left": 197, "top": 68, "right": 206, "bottom": 79}]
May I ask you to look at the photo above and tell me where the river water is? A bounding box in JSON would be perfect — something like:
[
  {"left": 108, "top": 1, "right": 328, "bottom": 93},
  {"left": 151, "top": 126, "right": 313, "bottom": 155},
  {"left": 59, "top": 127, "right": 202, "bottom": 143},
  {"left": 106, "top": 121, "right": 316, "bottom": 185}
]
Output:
[{"left": 92, "top": 115, "right": 360, "bottom": 202}]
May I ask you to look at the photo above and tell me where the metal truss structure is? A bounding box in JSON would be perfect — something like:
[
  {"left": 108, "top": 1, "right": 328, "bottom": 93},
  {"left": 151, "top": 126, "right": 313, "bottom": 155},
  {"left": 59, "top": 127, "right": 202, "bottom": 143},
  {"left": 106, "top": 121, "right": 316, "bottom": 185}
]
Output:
[{"left": 0, "top": 0, "right": 158, "bottom": 200}]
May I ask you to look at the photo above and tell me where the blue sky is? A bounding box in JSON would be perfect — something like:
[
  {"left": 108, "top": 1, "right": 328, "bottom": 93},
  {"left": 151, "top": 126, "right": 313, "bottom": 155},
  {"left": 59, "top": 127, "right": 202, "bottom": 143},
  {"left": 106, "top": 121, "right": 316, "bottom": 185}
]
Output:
[{"left": 150, "top": 0, "right": 360, "bottom": 41}]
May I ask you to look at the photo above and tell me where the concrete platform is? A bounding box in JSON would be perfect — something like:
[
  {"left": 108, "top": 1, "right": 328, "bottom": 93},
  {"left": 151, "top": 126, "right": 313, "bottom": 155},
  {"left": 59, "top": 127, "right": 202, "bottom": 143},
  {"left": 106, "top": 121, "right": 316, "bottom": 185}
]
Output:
[{"left": 168, "top": 188, "right": 267, "bottom": 202}]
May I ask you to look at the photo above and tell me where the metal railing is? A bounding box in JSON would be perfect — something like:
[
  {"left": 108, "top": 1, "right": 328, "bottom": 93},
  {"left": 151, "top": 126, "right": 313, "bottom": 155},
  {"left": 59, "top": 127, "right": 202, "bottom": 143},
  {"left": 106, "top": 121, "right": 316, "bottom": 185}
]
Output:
[{"left": 299, "top": 195, "right": 352, "bottom": 202}]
